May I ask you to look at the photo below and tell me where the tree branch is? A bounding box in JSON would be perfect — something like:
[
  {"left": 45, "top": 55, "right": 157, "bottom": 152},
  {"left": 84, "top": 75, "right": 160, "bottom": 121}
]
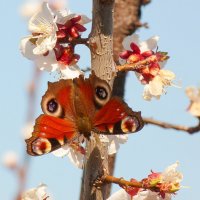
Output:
[
  {"left": 143, "top": 117, "right": 200, "bottom": 134},
  {"left": 81, "top": 1, "right": 116, "bottom": 200}
]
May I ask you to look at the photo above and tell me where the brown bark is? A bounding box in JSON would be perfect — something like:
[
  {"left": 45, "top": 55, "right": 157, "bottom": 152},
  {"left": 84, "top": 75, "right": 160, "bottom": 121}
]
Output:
[{"left": 81, "top": 1, "right": 116, "bottom": 200}]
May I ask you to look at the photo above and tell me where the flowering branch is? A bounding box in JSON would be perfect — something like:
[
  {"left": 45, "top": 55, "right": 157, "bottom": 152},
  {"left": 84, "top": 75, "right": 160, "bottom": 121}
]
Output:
[
  {"left": 143, "top": 117, "right": 200, "bottom": 134},
  {"left": 116, "top": 55, "right": 158, "bottom": 72},
  {"left": 97, "top": 162, "right": 182, "bottom": 199}
]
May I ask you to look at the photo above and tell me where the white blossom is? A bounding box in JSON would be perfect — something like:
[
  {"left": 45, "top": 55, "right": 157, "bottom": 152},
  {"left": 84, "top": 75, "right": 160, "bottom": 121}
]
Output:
[
  {"left": 133, "top": 190, "right": 171, "bottom": 200},
  {"left": 20, "top": 37, "right": 83, "bottom": 79},
  {"left": 107, "top": 189, "right": 171, "bottom": 200},
  {"left": 161, "top": 161, "right": 183, "bottom": 184},
  {"left": 143, "top": 69, "right": 175, "bottom": 101},
  {"left": 185, "top": 86, "right": 200, "bottom": 117},
  {"left": 21, "top": 184, "right": 51, "bottom": 200},
  {"left": 52, "top": 138, "right": 85, "bottom": 169},
  {"left": 56, "top": 9, "right": 91, "bottom": 26},
  {"left": 99, "top": 135, "right": 128, "bottom": 155},
  {"left": 107, "top": 189, "right": 131, "bottom": 200}
]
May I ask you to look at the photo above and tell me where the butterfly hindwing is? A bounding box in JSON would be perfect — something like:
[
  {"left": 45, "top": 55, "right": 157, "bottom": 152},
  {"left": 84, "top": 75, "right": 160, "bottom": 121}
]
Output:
[
  {"left": 93, "top": 97, "right": 143, "bottom": 135},
  {"left": 26, "top": 114, "right": 79, "bottom": 156}
]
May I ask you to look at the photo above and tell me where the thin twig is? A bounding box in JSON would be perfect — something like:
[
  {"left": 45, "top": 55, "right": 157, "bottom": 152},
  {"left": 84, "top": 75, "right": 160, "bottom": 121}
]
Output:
[
  {"left": 102, "top": 175, "right": 142, "bottom": 188},
  {"left": 70, "top": 38, "right": 89, "bottom": 47},
  {"left": 116, "top": 55, "right": 157, "bottom": 72},
  {"left": 143, "top": 117, "right": 200, "bottom": 134}
]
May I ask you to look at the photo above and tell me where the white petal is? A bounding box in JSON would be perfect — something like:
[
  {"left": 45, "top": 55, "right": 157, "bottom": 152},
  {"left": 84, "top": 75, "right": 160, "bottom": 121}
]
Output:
[
  {"left": 35, "top": 50, "right": 59, "bottom": 72},
  {"left": 52, "top": 145, "right": 84, "bottom": 168},
  {"left": 80, "top": 14, "right": 92, "bottom": 24},
  {"left": 33, "top": 33, "right": 57, "bottom": 55},
  {"left": 134, "top": 190, "right": 171, "bottom": 200},
  {"left": 185, "top": 87, "right": 198, "bottom": 101},
  {"left": 122, "top": 34, "right": 140, "bottom": 50},
  {"left": 99, "top": 135, "right": 110, "bottom": 143},
  {"left": 143, "top": 85, "right": 153, "bottom": 101},
  {"left": 52, "top": 145, "right": 69, "bottom": 157},
  {"left": 107, "top": 135, "right": 128, "bottom": 155},
  {"left": 148, "top": 76, "right": 163, "bottom": 96},
  {"left": 29, "top": 2, "right": 55, "bottom": 33},
  {"left": 188, "top": 102, "right": 200, "bottom": 117},
  {"left": 60, "top": 65, "right": 83, "bottom": 79},
  {"left": 20, "top": 38, "right": 38, "bottom": 60},
  {"left": 159, "top": 70, "right": 175, "bottom": 81},
  {"left": 161, "top": 161, "right": 183, "bottom": 183},
  {"left": 55, "top": 9, "right": 72, "bottom": 19},
  {"left": 56, "top": 12, "right": 76, "bottom": 24},
  {"left": 108, "top": 140, "right": 120, "bottom": 155},
  {"left": 66, "top": 147, "right": 84, "bottom": 169},
  {"left": 22, "top": 183, "right": 49, "bottom": 200},
  {"left": 107, "top": 189, "right": 131, "bottom": 200},
  {"left": 139, "top": 36, "right": 159, "bottom": 52}
]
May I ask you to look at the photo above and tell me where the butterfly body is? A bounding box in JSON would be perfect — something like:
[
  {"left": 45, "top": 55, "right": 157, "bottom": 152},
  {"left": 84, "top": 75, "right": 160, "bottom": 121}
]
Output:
[{"left": 26, "top": 73, "right": 144, "bottom": 156}]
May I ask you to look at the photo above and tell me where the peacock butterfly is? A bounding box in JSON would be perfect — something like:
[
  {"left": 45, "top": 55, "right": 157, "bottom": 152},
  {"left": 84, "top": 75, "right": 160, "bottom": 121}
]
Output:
[{"left": 26, "top": 73, "right": 144, "bottom": 156}]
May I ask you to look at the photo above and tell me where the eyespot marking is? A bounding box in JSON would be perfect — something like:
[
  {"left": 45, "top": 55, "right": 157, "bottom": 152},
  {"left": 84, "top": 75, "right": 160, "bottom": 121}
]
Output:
[
  {"left": 32, "top": 138, "right": 52, "bottom": 155},
  {"left": 121, "top": 116, "right": 138, "bottom": 133},
  {"left": 47, "top": 99, "right": 58, "bottom": 113}
]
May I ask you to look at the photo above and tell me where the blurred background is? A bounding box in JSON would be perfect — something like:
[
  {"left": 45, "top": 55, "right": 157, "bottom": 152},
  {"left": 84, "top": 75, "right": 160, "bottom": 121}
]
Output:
[{"left": 1, "top": 0, "right": 200, "bottom": 199}]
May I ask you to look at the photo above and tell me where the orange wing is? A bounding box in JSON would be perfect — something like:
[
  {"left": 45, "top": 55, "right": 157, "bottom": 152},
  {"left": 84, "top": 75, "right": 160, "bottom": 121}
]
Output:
[
  {"left": 93, "top": 97, "right": 144, "bottom": 135},
  {"left": 26, "top": 114, "right": 79, "bottom": 156}
]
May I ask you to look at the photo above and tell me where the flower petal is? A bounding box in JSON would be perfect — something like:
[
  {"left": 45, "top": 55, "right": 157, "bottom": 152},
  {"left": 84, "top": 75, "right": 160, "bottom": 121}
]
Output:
[
  {"left": 107, "top": 189, "right": 131, "bottom": 200},
  {"left": 134, "top": 190, "right": 171, "bottom": 200},
  {"left": 139, "top": 36, "right": 159, "bottom": 53},
  {"left": 35, "top": 50, "right": 59, "bottom": 72},
  {"left": 161, "top": 161, "right": 183, "bottom": 183},
  {"left": 29, "top": 2, "right": 55, "bottom": 33},
  {"left": 80, "top": 14, "right": 92, "bottom": 25},
  {"left": 122, "top": 34, "right": 140, "bottom": 50},
  {"left": 188, "top": 102, "right": 200, "bottom": 117},
  {"left": 159, "top": 70, "right": 175, "bottom": 81},
  {"left": 148, "top": 76, "right": 163, "bottom": 96},
  {"left": 33, "top": 34, "right": 57, "bottom": 55},
  {"left": 20, "top": 37, "right": 38, "bottom": 60},
  {"left": 60, "top": 65, "right": 83, "bottom": 79},
  {"left": 143, "top": 85, "right": 153, "bottom": 101},
  {"left": 66, "top": 146, "right": 84, "bottom": 168},
  {"left": 22, "top": 183, "right": 50, "bottom": 200}
]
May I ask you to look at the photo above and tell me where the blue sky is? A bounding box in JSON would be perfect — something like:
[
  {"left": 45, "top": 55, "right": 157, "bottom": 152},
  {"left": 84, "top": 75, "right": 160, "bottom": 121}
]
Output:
[{"left": 1, "top": 0, "right": 200, "bottom": 199}]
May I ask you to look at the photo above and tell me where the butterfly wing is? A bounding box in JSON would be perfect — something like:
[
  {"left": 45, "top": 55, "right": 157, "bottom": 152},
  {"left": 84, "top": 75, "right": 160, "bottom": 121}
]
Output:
[
  {"left": 26, "top": 114, "right": 79, "bottom": 156},
  {"left": 93, "top": 97, "right": 144, "bottom": 134},
  {"left": 26, "top": 79, "right": 79, "bottom": 156}
]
